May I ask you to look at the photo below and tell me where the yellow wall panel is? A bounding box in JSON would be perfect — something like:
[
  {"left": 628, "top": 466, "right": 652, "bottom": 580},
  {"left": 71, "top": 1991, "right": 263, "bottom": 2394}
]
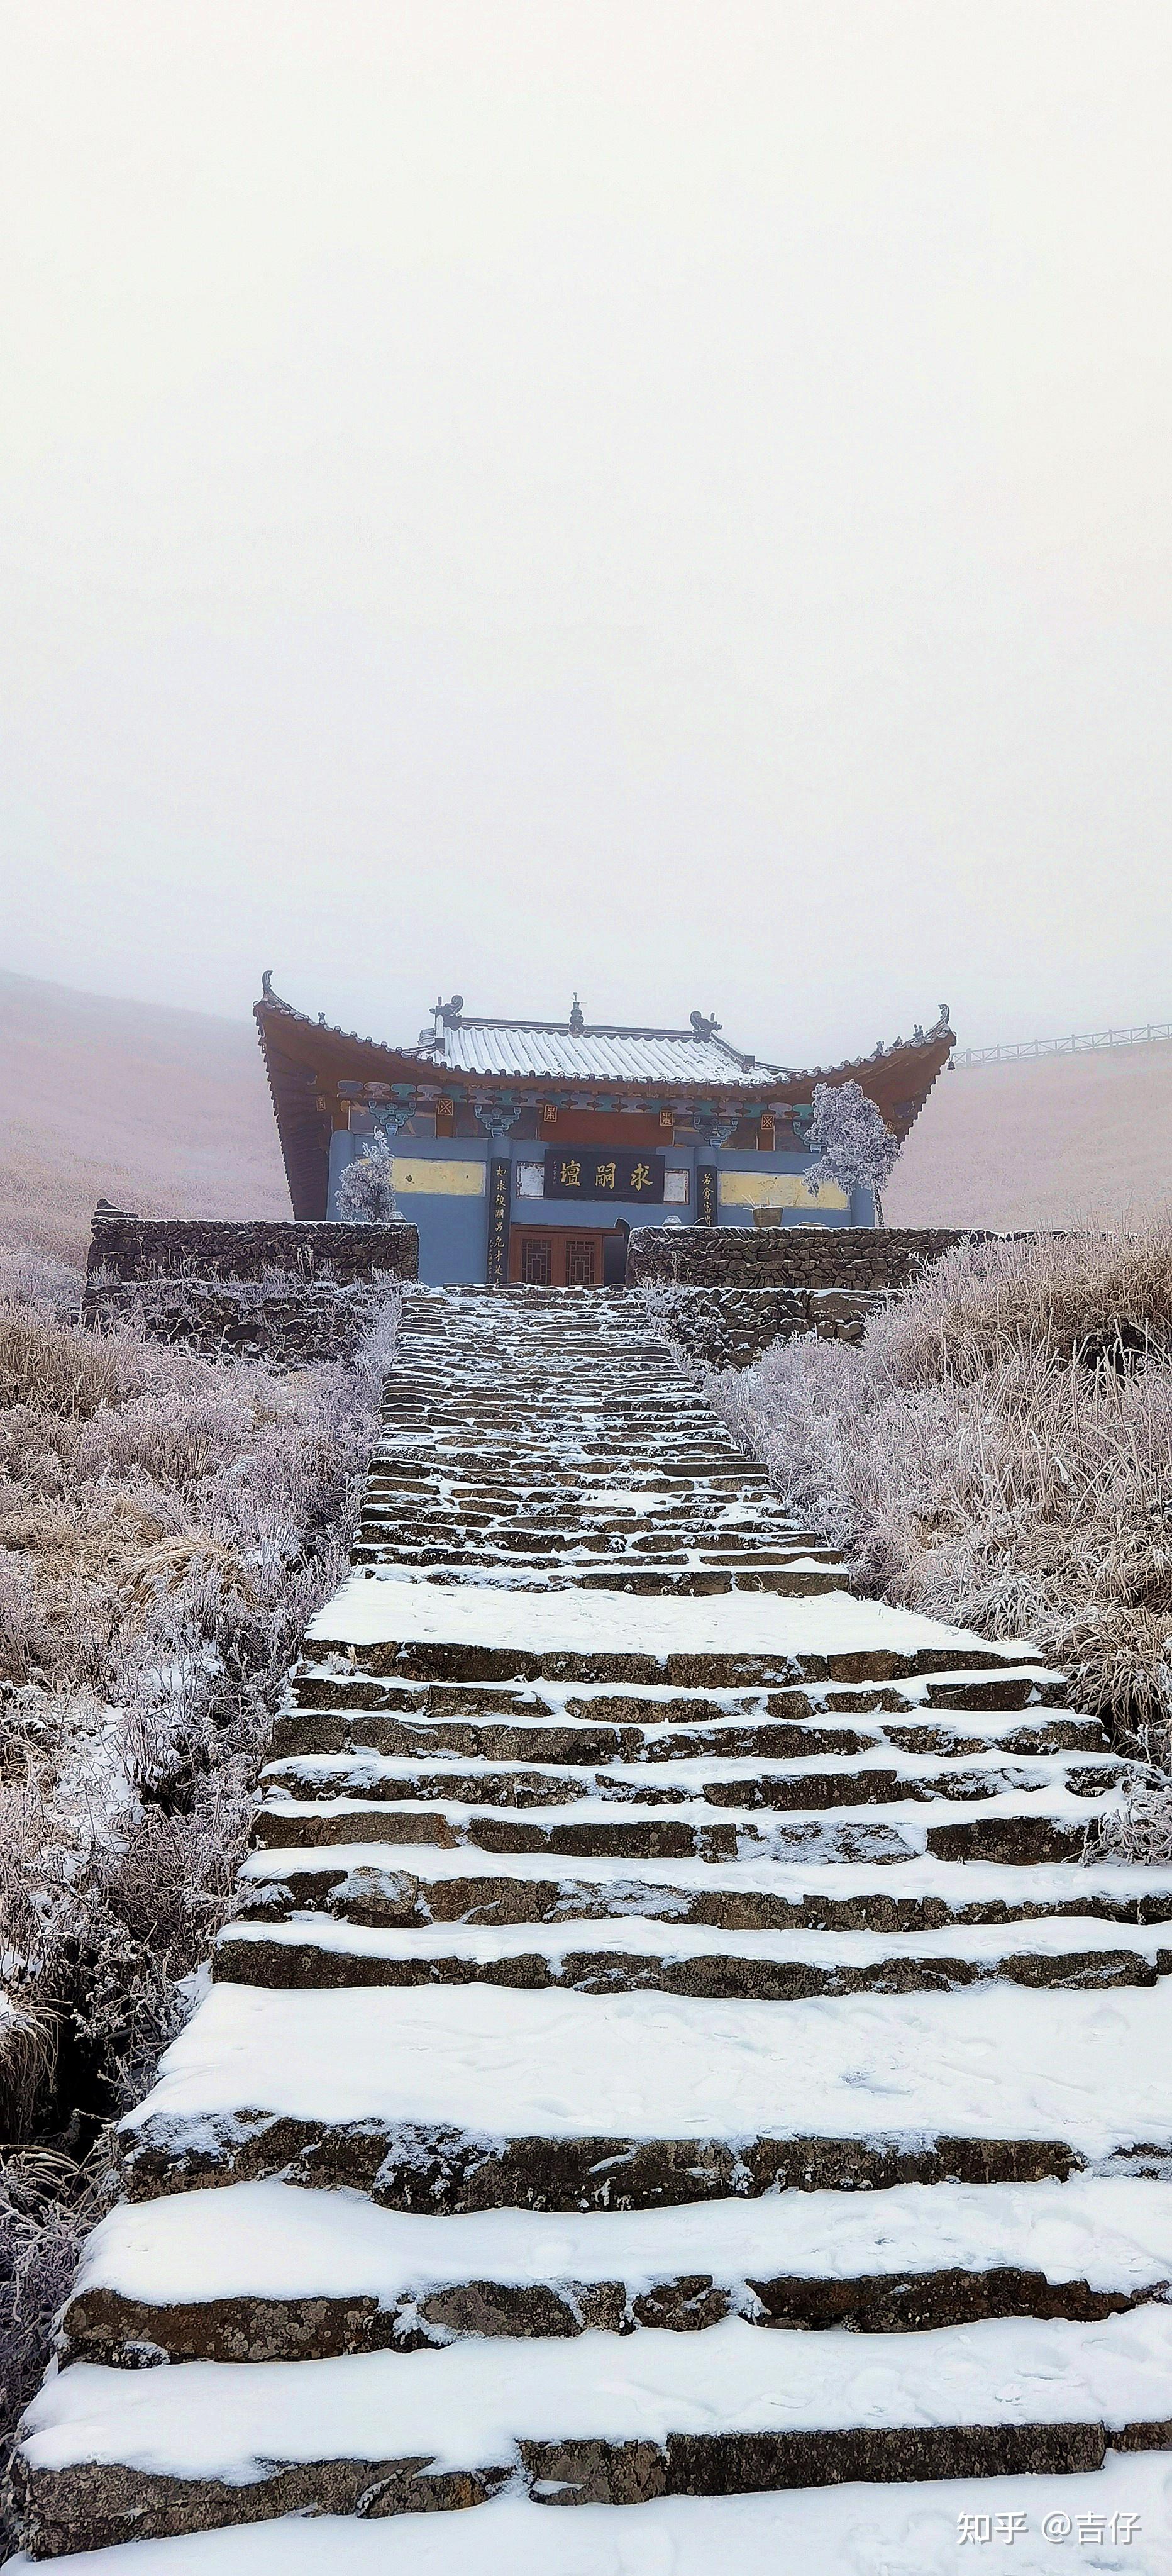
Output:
[
  {"left": 392, "top": 1158, "right": 485, "bottom": 1197},
  {"left": 719, "top": 1170, "right": 849, "bottom": 1211}
]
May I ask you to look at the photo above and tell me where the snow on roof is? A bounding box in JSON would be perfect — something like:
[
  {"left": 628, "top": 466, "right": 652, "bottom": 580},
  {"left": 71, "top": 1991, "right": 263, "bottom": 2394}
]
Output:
[
  {"left": 407, "top": 1014, "right": 772, "bottom": 1085},
  {"left": 256, "top": 977, "right": 956, "bottom": 1108}
]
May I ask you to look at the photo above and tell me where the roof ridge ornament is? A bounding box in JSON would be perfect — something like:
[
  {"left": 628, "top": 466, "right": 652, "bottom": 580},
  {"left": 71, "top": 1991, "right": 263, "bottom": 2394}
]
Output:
[
  {"left": 568, "top": 994, "right": 585, "bottom": 1034},
  {"left": 690, "top": 1009, "right": 722, "bottom": 1040}
]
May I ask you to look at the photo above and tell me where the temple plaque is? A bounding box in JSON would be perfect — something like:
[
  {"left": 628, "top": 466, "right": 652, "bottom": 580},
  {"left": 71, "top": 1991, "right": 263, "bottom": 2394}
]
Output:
[{"left": 543, "top": 1148, "right": 665, "bottom": 1202}]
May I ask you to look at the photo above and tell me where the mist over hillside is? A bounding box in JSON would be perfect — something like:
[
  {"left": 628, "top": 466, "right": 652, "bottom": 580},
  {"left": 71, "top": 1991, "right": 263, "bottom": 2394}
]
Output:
[
  {"left": 4, "top": 968, "right": 1172, "bottom": 1258},
  {"left": 0, "top": 969, "right": 288, "bottom": 1259},
  {"left": 887, "top": 1041, "right": 1172, "bottom": 1231}
]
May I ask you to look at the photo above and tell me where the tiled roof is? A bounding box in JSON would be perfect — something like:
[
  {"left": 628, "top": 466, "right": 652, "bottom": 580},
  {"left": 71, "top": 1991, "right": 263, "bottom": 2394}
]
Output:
[{"left": 409, "top": 1016, "right": 772, "bottom": 1086}]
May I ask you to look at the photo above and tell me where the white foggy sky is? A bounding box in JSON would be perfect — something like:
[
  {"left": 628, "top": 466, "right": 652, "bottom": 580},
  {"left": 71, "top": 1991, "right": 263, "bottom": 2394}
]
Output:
[{"left": 3, "top": 2, "right": 1171, "bottom": 1065}]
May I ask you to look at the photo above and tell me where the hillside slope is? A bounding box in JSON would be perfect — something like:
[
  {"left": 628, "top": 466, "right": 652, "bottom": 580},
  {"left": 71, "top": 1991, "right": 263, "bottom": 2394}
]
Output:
[
  {"left": 0, "top": 970, "right": 289, "bottom": 1260},
  {"left": 887, "top": 1041, "right": 1172, "bottom": 1231}
]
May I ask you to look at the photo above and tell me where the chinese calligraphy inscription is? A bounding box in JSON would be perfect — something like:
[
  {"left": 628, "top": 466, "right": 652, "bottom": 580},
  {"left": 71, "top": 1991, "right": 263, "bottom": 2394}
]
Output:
[{"left": 544, "top": 1150, "right": 666, "bottom": 1202}]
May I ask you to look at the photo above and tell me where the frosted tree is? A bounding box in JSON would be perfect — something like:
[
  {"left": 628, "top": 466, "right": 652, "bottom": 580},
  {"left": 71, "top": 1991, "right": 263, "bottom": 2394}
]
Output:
[
  {"left": 804, "top": 1079, "right": 901, "bottom": 1224},
  {"left": 335, "top": 1134, "right": 399, "bottom": 1221}
]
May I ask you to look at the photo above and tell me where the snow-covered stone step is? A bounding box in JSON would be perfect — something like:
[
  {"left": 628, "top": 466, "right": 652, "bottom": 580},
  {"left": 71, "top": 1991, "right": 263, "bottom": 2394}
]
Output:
[
  {"left": 371, "top": 1463, "right": 778, "bottom": 1491},
  {"left": 348, "top": 1553, "right": 848, "bottom": 1597},
  {"left": 19, "top": 2308, "right": 1172, "bottom": 2549},
  {"left": 58, "top": 2173, "right": 1172, "bottom": 2368},
  {"left": 355, "top": 1533, "right": 828, "bottom": 1565},
  {"left": 213, "top": 1901, "right": 1172, "bottom": 1999},
  {"left": 373, "top": 1436, "right": 761, "bottom": 1461},
  {"left": 11, "top": 2465, "right": 1172, "bottom": 2576},
  {"left": 271, "top": 1707, "right": 890, "bottom": 1764},
  {"left": 362, "top": 1492, "right": 814, "bottom": 1523},
  {"left": 363, "top": 1493, "right": 800, "bottom": 1513},
  {"left": 358, "top": 1492, "right": 818, "bottom": 1520},
  {"left": 354, "top": 1525, "right": 827, "bottom": 1553},
  {"left": 367, "top": 1428, "right": 774, "bottom": 1450},
  {"left": 236, "top": 1838, "right": 1172, "bottom": 1933},
  {"left": 117, "top": 1980, "right": 1172, "bottom": 2209},
  {"left": 287, "top": 1660, "right": 1070, "bottom": 1717},
  {"left": 251, "top": 1778, "right": 1123, "bottom": 1866},
  {"left": 308, "top": 1574, "right": 1050, "bottom": 1690},
  {"left": 268, "top": 1706, "right": 1103, "bottom": 1771},
  {"left": 257, "top": 1744, "right": 1126, "bottom": 1811}
]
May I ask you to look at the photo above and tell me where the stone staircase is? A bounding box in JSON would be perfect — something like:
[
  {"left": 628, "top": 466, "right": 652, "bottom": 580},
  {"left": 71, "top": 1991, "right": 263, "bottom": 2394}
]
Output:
[{"left": 14, "top": 1287, "right": 1172, "bottom": 2570}]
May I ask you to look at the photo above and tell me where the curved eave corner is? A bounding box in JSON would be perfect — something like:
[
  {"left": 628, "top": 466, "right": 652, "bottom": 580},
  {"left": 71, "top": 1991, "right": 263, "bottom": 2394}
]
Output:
[{"left": 255, "top": 991, "right": 334, "bottom": 1221}]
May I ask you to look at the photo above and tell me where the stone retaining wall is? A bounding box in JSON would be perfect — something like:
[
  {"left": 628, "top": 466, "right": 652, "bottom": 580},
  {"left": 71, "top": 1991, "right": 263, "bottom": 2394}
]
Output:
[
  {"left": 82, "top": 1211, "right": 416, "bottom": 1367},
  {"left": 85, "top": 1214, "right": 419, "bottom": 1284},
  {"left": 81, "top": 1275, "right": 399, "bottom": 1370},
  {"left": 641, "top": 1284, "right": 885, "bottom": 1370},
  {"left": 627, "top": 1224, "right": 996, "bottom": 1293}
]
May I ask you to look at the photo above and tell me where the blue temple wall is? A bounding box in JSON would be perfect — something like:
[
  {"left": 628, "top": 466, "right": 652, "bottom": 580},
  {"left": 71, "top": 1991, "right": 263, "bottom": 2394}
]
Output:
[
  {"left": 328, "top": 1130, "right": 875, "bottom": 1283},
  {"left": 328, "top": 1131, "right": 487, "bottom": 1285},
  {"left": 713, "top": 1149, "right": 874, "bottom": 1229}
]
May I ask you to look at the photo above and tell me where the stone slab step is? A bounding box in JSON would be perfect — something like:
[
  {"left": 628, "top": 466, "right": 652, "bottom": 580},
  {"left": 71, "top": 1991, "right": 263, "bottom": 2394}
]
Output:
[
  {"left": 347, "top": 1555, "right": 848, "bottom": 1597},
  {"left": 58, "top": 2174, "right": 1172, "bottom": 2367},
  {"left": 117, "top": 1980, "right": 1172, "bottom": 2210},
  {"left": 257, "top": 1746, "right": 1125, "bottom": 1811},
  {"left": 212, "top": 1904, "right": 1172, "bottom": 1999},
  {"left": 355, "top": 1533, "right": 826, "bottom": 1563},
  {"left": 11, "top": 2462, "right": 1172, "bottom": 2576},
  {"left": 251, "top": 1782, "right": 1121, "bottom": 1866},
  {"left": 236, "top": 1838, "right": 1172, "bottom": 1932},
  {"left": 18, "top": 2309, "right": 1172, "bottom": 2549},
  {"left": 287, "top": 1663, "right": 1070, "bottom": 1716},
  {"left": 271, "top": 1711, "right": 888, "bottom": 1764},
  {"left": 306, "top": 1574, "right": 1046, "bottom": 1688},
  {"left": 268, "top": 1706, "right": 1102, "bottom": 1766}
]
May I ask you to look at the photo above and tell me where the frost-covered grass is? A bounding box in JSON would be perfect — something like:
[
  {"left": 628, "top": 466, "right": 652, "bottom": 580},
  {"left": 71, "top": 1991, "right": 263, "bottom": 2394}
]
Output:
[
  {"left": 705, "top": 1228, "right": 1172, "bottom": 1756},
  {"left": 0, "top": 1245, "right": 399, "bottom": 2493}
]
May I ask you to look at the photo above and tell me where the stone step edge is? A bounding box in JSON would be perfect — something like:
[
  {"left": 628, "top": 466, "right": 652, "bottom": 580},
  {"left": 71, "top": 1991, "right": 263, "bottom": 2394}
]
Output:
[
  {"left": 60, "top": 2172, "right": 1172, "bottom": 2365},
  {"left": 119, "top": 2111, "right": 1140, "bottom": 2209},
  {"left": 235, "top": 1843, "right": 1172, "bottom": 1929}
]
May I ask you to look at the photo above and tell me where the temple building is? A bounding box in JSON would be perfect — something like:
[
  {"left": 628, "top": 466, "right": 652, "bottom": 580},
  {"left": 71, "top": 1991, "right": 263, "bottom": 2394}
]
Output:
[{"left": 255, "top": 979, "right": 955, "bottom": 1287}]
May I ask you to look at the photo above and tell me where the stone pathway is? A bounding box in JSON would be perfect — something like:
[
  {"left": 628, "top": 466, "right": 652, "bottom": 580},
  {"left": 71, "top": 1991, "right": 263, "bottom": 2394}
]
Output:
[{"left": 15, "top": 1289, "right": 1172, "bottom": 2568}]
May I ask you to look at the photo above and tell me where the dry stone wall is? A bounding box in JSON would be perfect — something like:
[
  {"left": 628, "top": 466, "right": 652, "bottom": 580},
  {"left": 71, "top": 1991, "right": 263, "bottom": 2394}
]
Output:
[
  {"left": 86, "top": 1214, "right": 419, "bottom": 1284},
  {"left": 81, "top": 1212, "right": 417, "bottom": 1367},
  {"left": 628, "top": 1223, "right": 998, "bottom": 1294},
  {"left": 643, "top": 1284, "right": 884, "bottom": 1369},
  {"left": 81, "top": 1275, "right": 397, "bottom": 1370}
]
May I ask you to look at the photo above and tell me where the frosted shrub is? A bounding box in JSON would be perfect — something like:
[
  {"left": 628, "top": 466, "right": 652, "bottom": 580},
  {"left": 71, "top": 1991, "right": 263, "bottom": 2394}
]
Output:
[
  {"left": 0, "top": 2153, "right": 106, "bottom": 2445},
  {"left": 804, "top": 1079, "right": 902, "bottom": 1224},
  {"left": 707, "top": 1225, "right": 1172, "bottom": 1746},
  {"left": 0, "top": 1258, "right": 399, "bottom": 2497},
  {"left": 1100, "top": 1782, "right": 1172, "bottom": 1867},
  {"left": 335, "top": 1134, "right": 398, "bottom": 1221},
  {"left": 0, "top": 1246, "right": 81, "bottom": 1319}
]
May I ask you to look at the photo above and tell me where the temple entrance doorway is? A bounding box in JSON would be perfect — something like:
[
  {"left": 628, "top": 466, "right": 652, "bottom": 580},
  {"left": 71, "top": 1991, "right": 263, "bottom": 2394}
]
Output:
[{"left": 509, "top": 1228, "right": 626, "bottom": 1287}]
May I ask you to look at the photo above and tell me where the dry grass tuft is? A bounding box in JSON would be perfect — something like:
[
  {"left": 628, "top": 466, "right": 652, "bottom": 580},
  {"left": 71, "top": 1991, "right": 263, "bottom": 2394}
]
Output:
[
  {"left": 708, "top": 1226, "right": 1172, "bottom": 1753},
  {"left": 0, "top": 1248, "right": 399, "bottom": 2502}
]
